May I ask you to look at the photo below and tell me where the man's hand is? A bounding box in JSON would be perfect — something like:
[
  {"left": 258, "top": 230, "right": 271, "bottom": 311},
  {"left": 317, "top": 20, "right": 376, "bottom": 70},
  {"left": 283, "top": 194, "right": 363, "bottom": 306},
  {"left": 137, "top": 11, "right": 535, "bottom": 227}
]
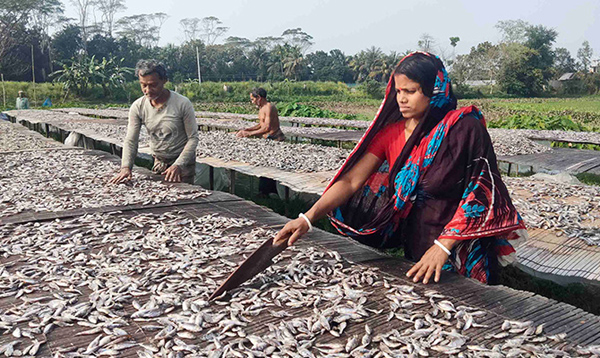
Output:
[
  {"left": 236, "top": 130, "right": 249, "bottom": 138},
  {"left": 109, "top": 168, "right": 132, "bottom": 184},
  {"left": 152, "top": 160, "right": 169, "bottom": 174},
  {"left": 273, "top": 217, "right": 310, "bottom": 246},
  {"left": 406, "top": 241, "right": 451, "bottom": 284},
  {"left": 163, "top": 165, "right": 182, "bottom": 183}
]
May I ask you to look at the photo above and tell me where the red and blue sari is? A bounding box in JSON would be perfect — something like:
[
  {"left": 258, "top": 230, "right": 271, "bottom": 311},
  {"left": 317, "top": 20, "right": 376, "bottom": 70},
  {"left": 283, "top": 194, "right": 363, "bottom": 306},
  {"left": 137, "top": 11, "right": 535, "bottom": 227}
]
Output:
[{"left": 325, "top": 52, "right": 527, "bottom": 284}]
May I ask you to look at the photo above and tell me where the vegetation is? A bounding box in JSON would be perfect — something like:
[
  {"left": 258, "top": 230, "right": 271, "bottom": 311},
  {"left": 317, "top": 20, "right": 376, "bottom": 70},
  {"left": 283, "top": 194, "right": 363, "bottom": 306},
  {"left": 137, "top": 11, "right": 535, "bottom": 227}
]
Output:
[
  {"left": 488, "top": 113, "right": 588, "bottom": 131},
  {"left": 1, "top": 0, "right": 598, "bottom": 101}
]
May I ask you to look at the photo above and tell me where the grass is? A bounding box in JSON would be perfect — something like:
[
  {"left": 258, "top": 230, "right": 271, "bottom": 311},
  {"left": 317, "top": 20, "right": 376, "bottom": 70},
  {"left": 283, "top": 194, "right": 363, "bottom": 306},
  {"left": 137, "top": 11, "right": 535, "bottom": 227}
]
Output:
[
  {"left": 576, "top": 173, "right": 600, "bottom": 186},
  {"left": 491, "top": 96, "right": 600, "bottom": 113}
]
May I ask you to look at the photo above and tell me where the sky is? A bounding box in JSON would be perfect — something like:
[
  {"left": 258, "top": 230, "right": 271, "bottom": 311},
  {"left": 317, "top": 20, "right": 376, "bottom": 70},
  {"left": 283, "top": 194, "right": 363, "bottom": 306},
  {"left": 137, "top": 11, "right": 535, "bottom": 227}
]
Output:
[{"left": 64, "top": 0, "right": 599, "bottom": 58}]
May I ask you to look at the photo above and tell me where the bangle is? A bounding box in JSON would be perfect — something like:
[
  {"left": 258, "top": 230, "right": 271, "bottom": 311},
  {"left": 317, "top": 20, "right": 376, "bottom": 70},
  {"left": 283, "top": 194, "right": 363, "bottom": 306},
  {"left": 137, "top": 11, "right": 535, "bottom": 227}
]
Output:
[
  {"left": 298, "top": 213, "right": 313, "bottom": 232},
  {"left": 434, "top": 240, "right": 451, "bottom": 256}
]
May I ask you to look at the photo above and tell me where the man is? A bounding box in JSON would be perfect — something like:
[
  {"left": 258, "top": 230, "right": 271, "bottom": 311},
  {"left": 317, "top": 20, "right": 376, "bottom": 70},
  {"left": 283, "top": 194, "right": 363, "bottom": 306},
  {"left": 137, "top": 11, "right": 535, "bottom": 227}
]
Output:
[
  {"left": 236, "top": 88, "right": 285, "bottom": 141},
  {"left": 109, "top": 59, "right": 199, "bottom": 184},
  {"left": 16, "top": 91, "right": 29, "bottom": 109}
]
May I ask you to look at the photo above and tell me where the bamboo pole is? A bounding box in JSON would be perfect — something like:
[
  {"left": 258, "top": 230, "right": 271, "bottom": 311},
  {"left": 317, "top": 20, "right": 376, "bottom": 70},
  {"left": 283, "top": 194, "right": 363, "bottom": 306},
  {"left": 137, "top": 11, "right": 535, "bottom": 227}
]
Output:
[
  {"left": 196, "top": 46, "right": 202, "bottom": 84},
  {"left": 1, "top": 73, "right": 6, "bottom": 108},
  {"left": 31, "top": 44, "right": 36, "bottom": 106}
]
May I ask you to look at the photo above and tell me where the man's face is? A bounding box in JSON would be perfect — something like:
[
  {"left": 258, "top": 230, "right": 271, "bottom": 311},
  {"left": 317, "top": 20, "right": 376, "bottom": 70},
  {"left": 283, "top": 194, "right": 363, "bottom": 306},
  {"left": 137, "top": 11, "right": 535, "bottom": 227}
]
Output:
[
  {"left": 250, "top": 94, "right": 260, "bottom": 107},
  {"left": 139, "top": 73, "right": 167, "bottom": 100}
]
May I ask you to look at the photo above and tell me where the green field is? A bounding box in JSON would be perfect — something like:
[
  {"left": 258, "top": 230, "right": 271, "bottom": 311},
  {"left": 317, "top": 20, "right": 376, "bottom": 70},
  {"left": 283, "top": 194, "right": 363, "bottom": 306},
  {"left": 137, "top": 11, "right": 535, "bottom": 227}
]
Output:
[
  {"left": 489, "top": 97, "right": 600, "bottom": 113},
  {"left": 2, "top": 80, "right": 600, "bottom": 130}
]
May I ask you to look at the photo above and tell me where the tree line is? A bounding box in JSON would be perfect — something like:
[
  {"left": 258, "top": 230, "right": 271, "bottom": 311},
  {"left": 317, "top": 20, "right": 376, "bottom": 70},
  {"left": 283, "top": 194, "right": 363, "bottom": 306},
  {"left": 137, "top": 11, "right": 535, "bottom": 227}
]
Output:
[{"left": 1, "top": 0, "right": 598, "bottom": 99}]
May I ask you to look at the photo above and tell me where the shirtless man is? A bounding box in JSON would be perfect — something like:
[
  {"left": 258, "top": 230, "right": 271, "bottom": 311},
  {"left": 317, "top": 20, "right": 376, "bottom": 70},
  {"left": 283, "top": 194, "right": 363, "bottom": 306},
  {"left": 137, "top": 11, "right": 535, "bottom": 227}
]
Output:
[{"left": 236, "top": 88, "right": 285, "bottom": 141}]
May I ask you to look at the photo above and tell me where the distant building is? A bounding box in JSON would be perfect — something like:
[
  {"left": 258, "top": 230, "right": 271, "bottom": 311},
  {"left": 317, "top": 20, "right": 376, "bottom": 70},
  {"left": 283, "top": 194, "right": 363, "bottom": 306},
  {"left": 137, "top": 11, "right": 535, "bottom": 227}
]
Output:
[
  {"left": 591, "top": 60, "right": 600, "bottom": 74},
  {"left": 550, "top": 72, "right": 577, "bottom": 91},
  {"left": 464, "top": 80, "right": 496, "bottom": 87}
]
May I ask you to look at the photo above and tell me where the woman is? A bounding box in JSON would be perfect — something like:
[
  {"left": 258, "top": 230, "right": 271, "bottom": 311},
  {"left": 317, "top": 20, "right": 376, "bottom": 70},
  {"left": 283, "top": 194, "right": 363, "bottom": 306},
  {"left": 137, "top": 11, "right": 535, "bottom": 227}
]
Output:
[{"left": 274, "top": 52, "right": 527, "bottom": 285}]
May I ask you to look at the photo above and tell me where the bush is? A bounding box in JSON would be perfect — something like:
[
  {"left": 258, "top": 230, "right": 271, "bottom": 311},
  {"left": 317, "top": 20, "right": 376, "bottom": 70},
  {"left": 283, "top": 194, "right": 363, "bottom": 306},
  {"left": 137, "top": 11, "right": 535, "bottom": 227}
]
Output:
[
  {"left": 453, "top": 83, "right": 484, "bottom": 99},
  {"left": 176, "top": 81, "right": 353, "bottom": 103},
  {"left": 278, "top": 102, "right": 357, "bottom": 119},
  {"left": 0, "top": 82, "right": 64, "bottom": 110},
  {"left": 356, "top": 80, "right": 385, "bottom": 99}
]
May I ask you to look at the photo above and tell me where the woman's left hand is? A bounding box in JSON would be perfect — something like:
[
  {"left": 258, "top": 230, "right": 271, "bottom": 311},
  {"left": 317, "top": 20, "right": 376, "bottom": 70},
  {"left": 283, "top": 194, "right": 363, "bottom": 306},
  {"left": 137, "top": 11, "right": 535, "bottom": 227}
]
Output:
[{"left": 406, "top": 241, "right": 451, "bottom": 284}]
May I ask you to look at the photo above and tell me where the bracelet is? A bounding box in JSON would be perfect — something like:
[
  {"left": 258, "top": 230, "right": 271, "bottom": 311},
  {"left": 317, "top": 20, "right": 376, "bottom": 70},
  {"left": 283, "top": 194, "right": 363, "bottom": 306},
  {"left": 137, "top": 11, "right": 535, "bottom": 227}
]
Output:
[
  {"left": 434, "top": 239, "right": 452, "bottom": 256},
  {"left": 298, "top": 213, "right": 313, "bottom": 232}
]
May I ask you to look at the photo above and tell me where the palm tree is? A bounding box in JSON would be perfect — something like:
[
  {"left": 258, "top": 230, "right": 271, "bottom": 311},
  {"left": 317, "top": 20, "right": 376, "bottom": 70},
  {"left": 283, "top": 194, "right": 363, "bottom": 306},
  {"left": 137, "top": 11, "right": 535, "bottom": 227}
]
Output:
[
  {"left": 350, "top": 46, "right": 385, "bottom": 82},
  {"left": 248, "top": 45, "right": 269, "bottom": 81},
  {"left": 282, "top": 45, "right": 304, "bottom": 80}
]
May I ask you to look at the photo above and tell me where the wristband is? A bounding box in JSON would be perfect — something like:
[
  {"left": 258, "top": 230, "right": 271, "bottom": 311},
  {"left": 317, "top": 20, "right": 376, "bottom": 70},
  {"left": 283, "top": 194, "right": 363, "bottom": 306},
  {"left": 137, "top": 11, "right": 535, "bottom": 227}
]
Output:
[
  {"left": 298, "top": 213, "right": 313, "bottom": 232},
  {"left": 434, "top": 239, "right": 451, "bottom": 256}
]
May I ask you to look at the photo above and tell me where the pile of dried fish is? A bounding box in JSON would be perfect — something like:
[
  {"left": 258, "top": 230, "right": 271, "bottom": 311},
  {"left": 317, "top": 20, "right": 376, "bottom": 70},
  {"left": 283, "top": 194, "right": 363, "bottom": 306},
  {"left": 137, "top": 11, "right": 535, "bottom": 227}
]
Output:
[
  {"left": 492, "top": 128, "right": 600, "bottom": 146},
  {"left": 506, "top": 176, "right": 600, "bottom": 245},
  {"left": 53, "top": 120, "right": 150, "bottom": 146},
  {"left": 0, "top": 150, "right": 209, "bottom": 218},
  {"left": 488, "top": 130, "right": 553, "bottom": 156},
  {"left": 0, "top": 210, "right": 595, "bottom": 357},
  {"left": 198, "top": 118, "right": 357, "bottom": 135},
  {"left": 4, "top": 110, "right": 150, "bottom": 146},
  {"left": 6, "top": 109, "right": 118, "bottom": 124},
  {"left": 0, "top": 120, "right": 62, "bottom": 151},
  {"left": 196, "top": 131, "right": 349, "bottom": 172},
  {"left": 52, "top": 107, "right": 129, "bottom": 120},
  {"left": 195, "top": 111, "right": 372, "bottom": 129}
]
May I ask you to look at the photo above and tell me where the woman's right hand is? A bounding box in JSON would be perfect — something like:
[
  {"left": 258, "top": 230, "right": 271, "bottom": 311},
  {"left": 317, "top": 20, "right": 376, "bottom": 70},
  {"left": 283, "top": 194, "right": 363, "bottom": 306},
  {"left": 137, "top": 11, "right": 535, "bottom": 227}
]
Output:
[{"left": 273, "top": 217, "right": 311, "bottom": 246}]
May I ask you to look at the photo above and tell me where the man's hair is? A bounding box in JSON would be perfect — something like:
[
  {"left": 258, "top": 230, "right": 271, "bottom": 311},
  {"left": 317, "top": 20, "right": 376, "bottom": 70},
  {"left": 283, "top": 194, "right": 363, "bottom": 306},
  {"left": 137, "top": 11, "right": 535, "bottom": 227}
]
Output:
[
  {"left": 135, "top": 59, "right": 168, "bottom": 80},
  {"left": 251, "top": 87, "right": 267, "bottom": 99}
]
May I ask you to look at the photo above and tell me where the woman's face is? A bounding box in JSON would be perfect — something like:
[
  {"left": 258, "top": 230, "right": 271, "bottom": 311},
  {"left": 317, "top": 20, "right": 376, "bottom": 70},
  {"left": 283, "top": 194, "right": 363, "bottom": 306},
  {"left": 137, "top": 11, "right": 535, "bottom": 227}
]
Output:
[{"left": 394, "top": 74, "right": 430, "bottom": 121}]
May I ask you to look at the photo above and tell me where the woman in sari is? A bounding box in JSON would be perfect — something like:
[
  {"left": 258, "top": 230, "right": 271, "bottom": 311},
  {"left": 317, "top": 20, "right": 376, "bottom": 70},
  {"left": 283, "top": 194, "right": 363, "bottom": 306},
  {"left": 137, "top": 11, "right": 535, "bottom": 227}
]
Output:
[{"left": 274, "top": 52, "right": 527, "bottom": 285}]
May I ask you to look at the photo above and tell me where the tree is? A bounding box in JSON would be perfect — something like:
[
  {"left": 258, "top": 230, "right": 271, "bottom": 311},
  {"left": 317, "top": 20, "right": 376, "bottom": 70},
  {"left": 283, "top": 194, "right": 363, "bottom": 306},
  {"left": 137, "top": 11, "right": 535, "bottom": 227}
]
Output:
[
  {"left": 70, "top": 0, "right": 94, "bottom": 48},
  {"left": 52, "top": 24, "right": 84, "bottom": 63},
  {"left": 180, "top": 18, "right": 201, "bottom": 42},
  {"left": 254, "top": 36, "right": 282, "bottom": 50},
  {"left": 495, "top": 19, "right": 530, "bottom": 44},
  {"left": 200, "top": 16, "right": 228, "bottom": 45},
  {"left": 116, "top": 13, "right": 168, "bottom": 48},
  {"left": 248, "top": 44, "right": 269, "bottom": 81},
  {"left": 93, "top": 0, "right": 126, "bottom": 37},
  {"left": 451, "top": 42, "right": 502, "bottom": 93},
  {"left": 30, "top": 0, "right": 64, "bottom": 73},
  {"left": 524, "top": 24, "right": 557, "bottom": 81},
  {"left": 350, "top": 46, "right": 385, "bottom": 82},
  {"left": 281, "top": 28, "right": 313, "bottom": 53},
  {"left": 281, "top": 44, "right": 304, "bottom": 80},
  {"left": 577, "top": 40, "right": 593, "bottom": 72},
  {"left": 449, "top": 37, "right": 460, "bottom": 48},
  {"left": 307, "top": 49, "right": 352, "bottom": 82},
  {"left": 0, "top": 0, "right": 62, "bottom": 62},
  {"left": 224, "top": 36, "right": 251, "bottom": 50},
  {"left": 417, "top": 33, "right": 435, "bottom": 52},
  {"left": 497, "top": 43, "right": 545, "bottom": 97},
  {"left": 554, "top": 47, "right": 577, "bottom": 74},
  {"left": 449, "top": 36, "right": 460, "bottom": 61}
]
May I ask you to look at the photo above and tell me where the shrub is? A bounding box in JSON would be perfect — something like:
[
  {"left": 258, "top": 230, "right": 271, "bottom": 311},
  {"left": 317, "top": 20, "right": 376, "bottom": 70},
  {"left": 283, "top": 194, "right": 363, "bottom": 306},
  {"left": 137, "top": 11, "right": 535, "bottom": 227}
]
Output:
[{"left": 356, "top": 80, "right": 385, "bottom": 99}]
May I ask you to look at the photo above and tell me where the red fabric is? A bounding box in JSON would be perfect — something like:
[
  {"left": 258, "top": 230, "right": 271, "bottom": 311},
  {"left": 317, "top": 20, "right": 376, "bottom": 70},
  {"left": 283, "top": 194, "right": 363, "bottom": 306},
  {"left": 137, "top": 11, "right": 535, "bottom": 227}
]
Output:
[{"left": 367, "top": 120, "right": 406, "bottom": 168}]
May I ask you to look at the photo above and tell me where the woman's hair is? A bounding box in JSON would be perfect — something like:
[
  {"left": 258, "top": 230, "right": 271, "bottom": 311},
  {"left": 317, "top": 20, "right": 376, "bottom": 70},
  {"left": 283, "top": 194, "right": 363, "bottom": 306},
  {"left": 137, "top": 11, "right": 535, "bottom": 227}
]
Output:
[
  {"left": 393, "top": 53, "right": 438, "bottom": 98},
  {"left": 386, "top": 52, "right": 457, "bottom": 197}
]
